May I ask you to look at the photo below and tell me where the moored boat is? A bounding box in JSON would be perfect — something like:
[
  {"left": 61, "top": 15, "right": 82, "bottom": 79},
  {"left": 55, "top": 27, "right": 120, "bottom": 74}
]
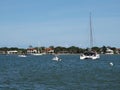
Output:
[
  {"left": 52, "top": 55, "right": 61, "bottom": 61},
  {"left": 80, "top": 51, "right": 100, "bottom": 60},
  {"left": 80, "top": 12, "right": 100, "bottom": 60}
]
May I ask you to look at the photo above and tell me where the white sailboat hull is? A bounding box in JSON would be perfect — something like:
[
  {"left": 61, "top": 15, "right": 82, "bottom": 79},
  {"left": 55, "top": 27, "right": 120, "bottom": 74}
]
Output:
[{"left": 80, "top": 54, "right": 100, "bottom": 60}]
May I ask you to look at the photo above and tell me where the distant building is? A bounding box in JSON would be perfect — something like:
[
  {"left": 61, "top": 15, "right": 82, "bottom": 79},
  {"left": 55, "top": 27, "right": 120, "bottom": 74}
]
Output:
[
  {"left": 106, "top": 48, "right": 114, "bottom": 54},
  {"left": 7, "top": 50, "right": 18, "bottom": 54},
  {"left": 0, "top": 51, "right": 6, "bottom": 54},
  {"left": 116, "top": 48, "right": 120, "bottom": 54},
  {"left": 45, "top": 48, "right": 54, "bottom": 54},
  {"left": 27, "top": 48, "right": 37, "bottom": 54}
]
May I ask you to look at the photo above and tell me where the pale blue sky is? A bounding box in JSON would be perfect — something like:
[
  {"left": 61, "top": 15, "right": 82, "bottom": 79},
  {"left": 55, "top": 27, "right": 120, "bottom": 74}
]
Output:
[{"left": 0, "top": 0, "right": 120, "bottom": 48}]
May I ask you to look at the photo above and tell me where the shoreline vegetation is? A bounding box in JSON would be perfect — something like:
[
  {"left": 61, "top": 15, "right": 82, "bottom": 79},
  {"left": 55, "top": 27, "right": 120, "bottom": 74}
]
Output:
[{"left": 0, "top": 45, "right": 120, "bottom": 55}]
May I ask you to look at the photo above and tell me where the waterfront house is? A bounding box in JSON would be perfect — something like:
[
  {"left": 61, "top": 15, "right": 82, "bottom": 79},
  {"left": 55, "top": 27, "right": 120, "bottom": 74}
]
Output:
[
  {"left": 7, "top": 50, "right": 18, "bottom": 54},
  {"left": 27, "top": 48, "right": 37, "bottom": 54},
  {"left": 45, "top": 48, "right": 54, "bottom": 54},
  {"left": 0, "top": 51, "right": 6, "bottom": 54},
  {"left": 106, "top": 48, "right": 114, "bottom": 54}
]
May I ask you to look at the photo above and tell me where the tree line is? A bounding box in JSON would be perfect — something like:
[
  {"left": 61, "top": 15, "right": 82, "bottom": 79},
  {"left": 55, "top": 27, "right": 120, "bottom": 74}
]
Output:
[{"left": 0, "top": 46, "right": 118, "bottom": 54}]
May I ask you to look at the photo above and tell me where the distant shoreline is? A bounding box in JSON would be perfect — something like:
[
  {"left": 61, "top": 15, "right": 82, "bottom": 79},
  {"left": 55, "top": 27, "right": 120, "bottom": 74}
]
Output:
[{"left": 0, "top": 46, "right": 120, "bottom": 54}]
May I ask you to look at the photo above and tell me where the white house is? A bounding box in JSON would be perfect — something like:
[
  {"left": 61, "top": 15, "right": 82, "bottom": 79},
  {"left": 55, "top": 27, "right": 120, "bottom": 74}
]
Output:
[
  {"left": 27, "top": 48, "right": 37, "bottom": 54},
  {"left": 106, "top": 48, "right": 114, "bottom": 54},
  {"left": 7, "top": 50, "right": 18, "bottom": 54}
]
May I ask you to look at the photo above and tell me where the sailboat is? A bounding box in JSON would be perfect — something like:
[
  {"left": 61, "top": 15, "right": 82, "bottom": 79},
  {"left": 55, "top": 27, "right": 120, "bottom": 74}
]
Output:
[{"left": 80, "top": 13, "right": 100, "bottom": 60}]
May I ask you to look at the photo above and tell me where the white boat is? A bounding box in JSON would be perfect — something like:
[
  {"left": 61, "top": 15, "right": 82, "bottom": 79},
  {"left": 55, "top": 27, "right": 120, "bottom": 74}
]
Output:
[
  {"left": 52, "top": 55, "right": 61, "bottom": 61},
  {"left": 18, "top": 55, "right": 27, "bottom": 57},
  {"left": 80, "top": 13, "right": 100, "bottom": 60},
  {"left": 80, "top": 51, "right": 100, "bottom": 60}
]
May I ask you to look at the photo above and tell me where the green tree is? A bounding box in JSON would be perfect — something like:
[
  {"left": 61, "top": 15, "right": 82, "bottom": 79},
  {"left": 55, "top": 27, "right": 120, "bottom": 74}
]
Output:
[
  {"left": 92, "top": 47, "right": 101, "bottom": 53},
  {"left": 101, "top": 46, "right": 107, "bottom": 54},
  {"left": 68, "top": 46, "right": 80, "bottom": 53}
]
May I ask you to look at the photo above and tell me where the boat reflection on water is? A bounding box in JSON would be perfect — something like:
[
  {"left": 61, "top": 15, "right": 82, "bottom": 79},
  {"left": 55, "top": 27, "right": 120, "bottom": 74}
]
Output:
[{"left": 18, "top": 54, "right": 27, "bottom": 57}]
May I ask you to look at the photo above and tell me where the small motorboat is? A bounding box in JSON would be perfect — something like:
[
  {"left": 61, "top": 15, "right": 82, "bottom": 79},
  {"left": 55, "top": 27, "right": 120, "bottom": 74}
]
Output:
[{"left": 52, "top": 55, "right": 61, "bottom": 61}]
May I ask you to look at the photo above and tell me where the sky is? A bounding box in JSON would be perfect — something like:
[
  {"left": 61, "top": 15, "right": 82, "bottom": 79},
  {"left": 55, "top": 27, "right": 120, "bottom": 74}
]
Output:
[{"left": 0, "top": 0, "right": 120, "bottom": 48}]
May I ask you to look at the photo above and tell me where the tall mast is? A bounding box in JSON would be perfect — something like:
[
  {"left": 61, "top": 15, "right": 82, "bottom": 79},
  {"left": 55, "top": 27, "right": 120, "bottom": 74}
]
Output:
[{"left": 90, "top": 12, "right": 93, "bottom": 50}]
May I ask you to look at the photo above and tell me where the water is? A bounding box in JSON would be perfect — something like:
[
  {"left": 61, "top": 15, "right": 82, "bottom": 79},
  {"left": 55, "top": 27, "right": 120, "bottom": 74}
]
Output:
[{"left": 0, "top": 54, "right": 120, "bottom": 90}]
